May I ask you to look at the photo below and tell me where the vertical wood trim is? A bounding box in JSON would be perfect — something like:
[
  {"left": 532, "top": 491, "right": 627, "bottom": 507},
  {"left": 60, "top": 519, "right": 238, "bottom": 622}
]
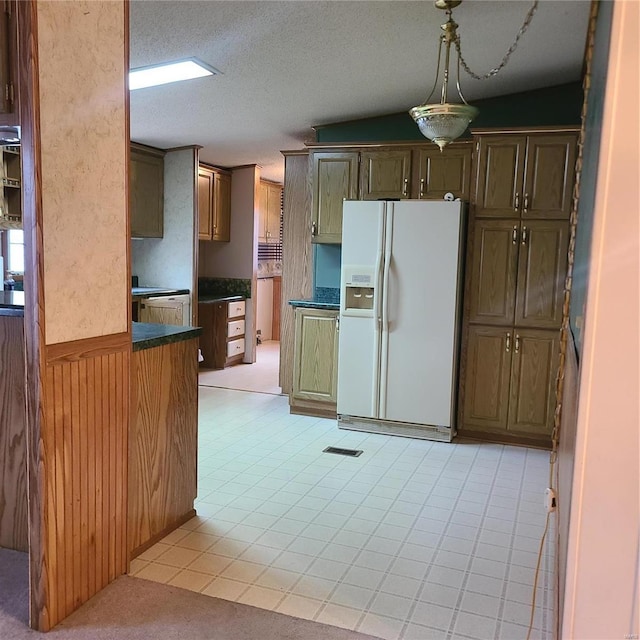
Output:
[
  {"left": 17, "top": 0, "right": 49, "bottom": 629},
  {"left": 280, "top": 152, "right": 312, "bottom": 395}
]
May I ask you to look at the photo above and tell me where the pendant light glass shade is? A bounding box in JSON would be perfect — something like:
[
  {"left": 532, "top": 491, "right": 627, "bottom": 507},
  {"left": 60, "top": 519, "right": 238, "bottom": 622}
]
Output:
[
  {"left": 410, "top": 1, "right": 478, "bottom": 150},
  {"left": 409, "top": 103, "right": 478, "bottom": 151}
]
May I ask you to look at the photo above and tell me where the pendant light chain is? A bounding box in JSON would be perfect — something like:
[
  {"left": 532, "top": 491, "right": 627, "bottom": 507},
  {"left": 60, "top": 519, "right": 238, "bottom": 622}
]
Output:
[{"left": 454, "top": 0, "right": 540, "bottom": 80}]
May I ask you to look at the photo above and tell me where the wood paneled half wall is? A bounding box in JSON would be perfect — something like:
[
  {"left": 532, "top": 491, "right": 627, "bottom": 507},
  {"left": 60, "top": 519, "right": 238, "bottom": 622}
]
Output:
[{"left": 39, "top": 333, "right": 131, "bottom": 629}]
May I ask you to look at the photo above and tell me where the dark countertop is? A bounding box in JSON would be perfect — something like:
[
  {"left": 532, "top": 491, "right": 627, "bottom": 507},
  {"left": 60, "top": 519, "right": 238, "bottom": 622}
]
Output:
[
  {"left": 132, "top": 322, "right": 202, "bottom": 352},
  {"left": 288, "top": 299, "right": 340, "bottom": 311},
  {"left": 0, "top": 290, "right": 25, "bottom": 316},
  {"left": 198, "top": 294, "right": 244, "bottom": 304},
  {"left": 132, "top": 288, "right": 190, "bottom": 300}
]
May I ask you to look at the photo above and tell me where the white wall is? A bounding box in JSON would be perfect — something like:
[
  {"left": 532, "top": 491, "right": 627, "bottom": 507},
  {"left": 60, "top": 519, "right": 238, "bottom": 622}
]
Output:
[
  {"left": 131, "top": 147, "right": 197, "bottom": 307},
  {"left": 562, "top": 2, "right": 640, "bottom": 638},
  {"left": 199, "top": 165, "right": 260, "bottom": 363}
]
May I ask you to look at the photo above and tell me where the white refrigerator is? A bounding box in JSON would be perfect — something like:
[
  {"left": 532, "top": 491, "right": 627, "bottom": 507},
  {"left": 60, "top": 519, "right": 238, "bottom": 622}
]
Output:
[{"left": 337, "top": 200, "right": 466, "bottom": 442}]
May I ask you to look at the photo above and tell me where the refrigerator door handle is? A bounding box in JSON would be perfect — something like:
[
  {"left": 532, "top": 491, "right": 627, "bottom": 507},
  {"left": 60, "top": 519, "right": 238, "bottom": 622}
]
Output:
[
  {"left": 371, "top": 208, "right": 385, "bottom": 418},
  {"left": 378, "top": 205, "right": 394, "bottom": 419}
]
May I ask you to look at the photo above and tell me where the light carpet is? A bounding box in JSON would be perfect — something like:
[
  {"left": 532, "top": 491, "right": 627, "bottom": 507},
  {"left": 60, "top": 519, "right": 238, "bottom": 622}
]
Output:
[
  {"left": 199, "top": 341, "right": 281, "bottom": 395},
  {"left": 0, "top": 549, "right": 380, "bottom": 640}
]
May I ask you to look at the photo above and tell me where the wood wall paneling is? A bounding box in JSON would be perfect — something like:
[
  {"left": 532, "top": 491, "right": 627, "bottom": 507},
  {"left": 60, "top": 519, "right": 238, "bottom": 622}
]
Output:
[
  {"left": 42, "top": 336, "right": 130, "bottom": 627},
  {"left": 280, "top": 152, "right": 312, "bottom": 395},
  {"left": 129, "top": 339, "right": 198, "bottom": 557},
  {"left": 0, "top": 315, "right": 28, "bottom": 552}
]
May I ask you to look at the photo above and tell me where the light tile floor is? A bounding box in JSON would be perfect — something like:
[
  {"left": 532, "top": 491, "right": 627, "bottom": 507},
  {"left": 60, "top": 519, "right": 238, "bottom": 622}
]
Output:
[{"left": 131, "top": 387, "right": 555, "bottom": 640}]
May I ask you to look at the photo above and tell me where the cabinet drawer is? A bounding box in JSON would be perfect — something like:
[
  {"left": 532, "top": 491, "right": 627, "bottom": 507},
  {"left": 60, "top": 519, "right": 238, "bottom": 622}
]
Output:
[
  {"left": 228, "top": 300, "right": 245, "bottom": 318},
  {"left": 227, "top": 319, "right": 245, "bottom": 338},
  {"left": 227, "top": 338, "right": 245, "bottom": 358}
]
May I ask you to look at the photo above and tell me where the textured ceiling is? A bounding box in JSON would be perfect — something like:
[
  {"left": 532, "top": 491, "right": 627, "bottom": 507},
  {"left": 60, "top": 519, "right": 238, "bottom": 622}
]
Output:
[{"left": 129, "top": 0, "right": 591, "bottom": 183}]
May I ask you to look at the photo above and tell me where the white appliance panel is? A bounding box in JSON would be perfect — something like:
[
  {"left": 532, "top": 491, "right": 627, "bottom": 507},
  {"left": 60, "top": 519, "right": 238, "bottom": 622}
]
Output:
[
  {"left": 381, "top": 201, "right": 463, "bottom": 427},
  {"left": 337, "top": 202, "right": 385, "bottom": 419}
]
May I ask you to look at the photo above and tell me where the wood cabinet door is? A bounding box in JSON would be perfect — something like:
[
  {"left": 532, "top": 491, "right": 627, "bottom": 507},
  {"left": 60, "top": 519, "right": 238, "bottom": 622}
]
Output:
[
  {"left": 130, "top": 147, "right": 164, "bottom": 238},
  {"left": 140, "top": 299, "right": 184, "bottom": 325},
  {"left": 523, "top": 134, "right": 577, "bottom": 219},
  {"left": 474, "top": 136, "right": 526, "bottom": 218},
  {"left": 213, "top": 172, "right": 231, "bottom": 242},
  {"left": 198, "top": 168, "right": 214, "bottom": 240},
  {"left": 461, "top": 325, "right": 513, "bottom": 432},
  {"left": 468, "top": 219, "right": 520, "bottom": 325},
  {"left": 507, "top": 328, "right": 559, "bottom": 436},
  {"left": 515, "top": 220, "right": 569, "bottom": 329},
  {"left": 311, "top": 152, "right": 359, "bottom": 244},
  {"left": 258, "top": 181, "right": 268, "bottom": 243},
  {"left": 412, "top": 145, "right": 472, "bottom": 200},
  {"left": 267, "top": 183, "right": 282, "bottom": 243},
  {"left": 292, "top": 308, "right": 338, "bottom": 403},
  {"left": 359, "top": 150, "right": 412, "bottom": 200}
]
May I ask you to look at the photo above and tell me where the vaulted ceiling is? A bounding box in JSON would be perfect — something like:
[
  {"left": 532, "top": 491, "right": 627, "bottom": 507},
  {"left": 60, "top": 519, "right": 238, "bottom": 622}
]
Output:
[{"left": 129, "top": 0, "right": 592, "bottom": 182}]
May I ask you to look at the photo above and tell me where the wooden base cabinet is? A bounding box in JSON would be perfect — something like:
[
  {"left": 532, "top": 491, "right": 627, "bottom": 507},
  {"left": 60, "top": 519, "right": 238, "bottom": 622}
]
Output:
[
  {"left": 290, "top": 307, "right": 338, "bottom": 417},
  {"left": 461, "top": 325, "right": 559, "bottom": 445},
  {"left": 198, "top": 299, "right": 246, "bottom": 369}
]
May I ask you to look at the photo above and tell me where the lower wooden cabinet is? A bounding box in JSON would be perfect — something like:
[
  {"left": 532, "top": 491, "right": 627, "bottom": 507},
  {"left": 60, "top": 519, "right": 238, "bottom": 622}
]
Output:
[
  {"left": 198, "top": 298, "right": 246, "bottom": 369},
  {"left": 290, "top": 307, "right": 339, "bottom": 417},
  {"left": 460, "top": 325, "right": 559, "bottom": 445}
]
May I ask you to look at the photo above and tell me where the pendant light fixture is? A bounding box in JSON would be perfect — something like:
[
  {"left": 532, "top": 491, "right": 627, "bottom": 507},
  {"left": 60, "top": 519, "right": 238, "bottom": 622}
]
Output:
[{"left": 410, "top": 0, "right": 539, "bottom": 151}]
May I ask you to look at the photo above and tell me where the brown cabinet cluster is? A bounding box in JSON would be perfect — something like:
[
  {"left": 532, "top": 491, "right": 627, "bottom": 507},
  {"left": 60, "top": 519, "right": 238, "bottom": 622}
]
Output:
[
  {"left": 310, "top": 143, "right": 472, "bottom": 243},
  {"left": 130, "top": 143, "right": 165, "bottom": 238},
  {"left": 198, "top": 164, "right": 231, "bottom": 242},
  {"left": 0, "top": 0, "right": 18, "bottom": 126},
  {"left": 459, "top": 130, "right": 577, "bottom": 446},
  {"left": 198, "top": 298, "right": 246, "bottom": 369}
]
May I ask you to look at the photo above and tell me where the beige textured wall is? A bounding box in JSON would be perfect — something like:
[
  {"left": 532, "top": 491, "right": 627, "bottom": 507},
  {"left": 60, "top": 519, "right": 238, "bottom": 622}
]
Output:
[
  {"left": 38, "top": 1, "right": 128, "bottom": 344},
  {"left": 561, "top": 1, "right": 640, "bottom": 638}
]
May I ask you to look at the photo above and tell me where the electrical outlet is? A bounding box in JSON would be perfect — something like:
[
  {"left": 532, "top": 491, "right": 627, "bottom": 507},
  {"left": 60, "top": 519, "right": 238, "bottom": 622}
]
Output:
[{"left": 545, "top": 488, "right": 557, "bottom": 513}]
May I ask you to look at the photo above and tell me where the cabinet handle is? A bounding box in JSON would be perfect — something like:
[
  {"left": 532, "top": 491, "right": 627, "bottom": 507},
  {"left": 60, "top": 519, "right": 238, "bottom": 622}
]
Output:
[
  {"left": 311, "top": 221, "right": 317, "bottom": 237},
  {"left": 521, "top": 226, "right": 528, "bottom": 245},
  {"left": 402, "top": 178, "right": 408, "bottom": 197},
  {"left": 419, "top": 178, "right": 425, "bottom": 198},
  {"left": 505, "top": 332, "right": 511, "bottom": 353},
  {"left": 515, "top": 334, "right": 520, "bottom": 354},
  {"left": 512, "top": 225, "right": 518, "bottom": 244},
  {"left": 523, "top": 193, "right": 529, "bottom": 213},
  {"left": 335, "top": 316, "right": 340, "bottom": 332},
  {"left": 514, "top": 192, "right": 520, "bottom": 211}
]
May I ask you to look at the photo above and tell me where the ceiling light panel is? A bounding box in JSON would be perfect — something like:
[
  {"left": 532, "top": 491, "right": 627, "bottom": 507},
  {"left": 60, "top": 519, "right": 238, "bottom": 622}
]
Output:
[{"left": 129, "top": 58, "right": 219, "bottom": 91}]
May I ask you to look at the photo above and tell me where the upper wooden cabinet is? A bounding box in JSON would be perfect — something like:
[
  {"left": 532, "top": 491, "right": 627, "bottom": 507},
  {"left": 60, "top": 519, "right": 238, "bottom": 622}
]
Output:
[
  {"left": 198, "top": 165, "right": 231, "bottom": 242},
  {"left": 0, "top": 1, "right": 17, "bottom": 124},
  {"left": 311, "top": 151, "right": 358, "bottom": 244},
  {"left": 309, "top": 144, "right": 473, "bottom": 243},
  {"left": 468, "top": 219, "right": 569, "bottom": 329},
  {"left": 473, "top": 132, "right": 577, "bottom": 219},
  {"left": 258, "top": 180, "right": 282, "bottom": 243},
  {"left": 412, "top": 144, "right": 472, "bottom": 201},
  {"left": 130, "top": 144, "right": 165, "bottom": 238},
  {"left": 359, "top": 150, "right": 411, "bottom": 200}
]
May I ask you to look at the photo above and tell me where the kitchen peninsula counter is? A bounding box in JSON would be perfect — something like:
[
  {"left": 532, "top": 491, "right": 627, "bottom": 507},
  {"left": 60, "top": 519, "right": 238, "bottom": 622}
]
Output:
[
  {"left": 0, "top": 290, "right": 25, "bottom": 315},
  {"left": 288, "top": 299, "right": 339, "bottom": 311},
  {"left": 132, "top": 321, "right": 202, "bottom": 351}
]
